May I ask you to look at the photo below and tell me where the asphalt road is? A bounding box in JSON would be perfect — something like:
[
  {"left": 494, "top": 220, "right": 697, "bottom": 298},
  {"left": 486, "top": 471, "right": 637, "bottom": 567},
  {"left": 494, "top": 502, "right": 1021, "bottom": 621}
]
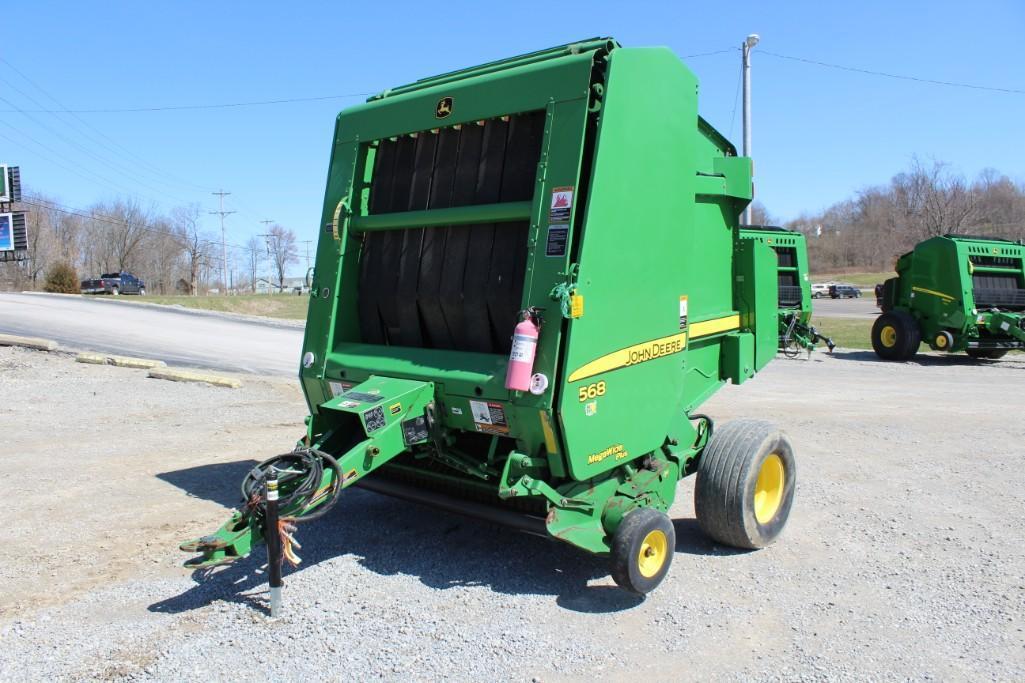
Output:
[
  {"left": 0, "top": 293, "right": 302, "bottom": 375},
  {"left": 811, "top": 294, "right": 878, "bottom": 318}
]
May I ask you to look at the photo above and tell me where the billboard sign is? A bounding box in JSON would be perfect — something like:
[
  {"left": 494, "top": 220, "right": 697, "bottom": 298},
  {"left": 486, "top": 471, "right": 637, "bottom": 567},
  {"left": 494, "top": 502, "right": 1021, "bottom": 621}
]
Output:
[
  {"left": 0, "top": 213, "right": 13, "bottom": 251},
  {"left": 0, "top": 165, "right": 7, "bottom": 202}
]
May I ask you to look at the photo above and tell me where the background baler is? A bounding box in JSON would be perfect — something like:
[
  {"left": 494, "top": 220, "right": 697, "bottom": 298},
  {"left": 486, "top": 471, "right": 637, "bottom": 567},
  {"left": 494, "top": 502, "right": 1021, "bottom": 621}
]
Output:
[
  {"left": 183, "top": 38, "right": 797, "bottom": 596},
  {"left": 873, "top": 234, "right": 1025, "bottom": 360},
  {"left": 738, "top": 226, "right": 833, "bottom": 356}
]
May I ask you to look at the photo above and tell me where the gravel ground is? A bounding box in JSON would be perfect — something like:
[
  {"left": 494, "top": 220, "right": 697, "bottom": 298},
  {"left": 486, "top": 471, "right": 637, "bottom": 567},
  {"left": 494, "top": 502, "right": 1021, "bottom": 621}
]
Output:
[{"left": 1, "top": 345, "right": 1023, "bottom": 681}]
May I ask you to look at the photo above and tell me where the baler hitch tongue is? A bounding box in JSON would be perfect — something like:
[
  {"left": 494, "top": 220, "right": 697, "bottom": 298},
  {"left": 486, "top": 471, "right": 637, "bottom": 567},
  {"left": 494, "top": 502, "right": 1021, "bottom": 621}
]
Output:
[{"left": 180, "top": 441, "right": 391, "bottom": 570}]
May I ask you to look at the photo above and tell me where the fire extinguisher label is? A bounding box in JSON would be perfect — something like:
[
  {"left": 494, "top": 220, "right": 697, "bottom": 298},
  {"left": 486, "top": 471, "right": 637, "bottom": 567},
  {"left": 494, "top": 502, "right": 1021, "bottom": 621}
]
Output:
[{"left": 509, "top": 334, "right": 537, "bottom": 362}]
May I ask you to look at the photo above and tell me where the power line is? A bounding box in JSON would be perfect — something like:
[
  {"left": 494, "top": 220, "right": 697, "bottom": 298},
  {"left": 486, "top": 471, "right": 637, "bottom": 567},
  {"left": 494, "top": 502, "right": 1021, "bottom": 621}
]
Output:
[
  {"left": 18, "top": 197, "right": 253, "bottom": 261},
  {"left": 681, "top": 48, "right": 739, "bottom": 59},
  {"left": 759, "top": 49, "right": 1025, "bottom": 95},
  {"left": 0, "top": 58, "right": 215, "bottom": 193},
  {"left": 0, "top": 92, "right": 372, "bottom": 114}
]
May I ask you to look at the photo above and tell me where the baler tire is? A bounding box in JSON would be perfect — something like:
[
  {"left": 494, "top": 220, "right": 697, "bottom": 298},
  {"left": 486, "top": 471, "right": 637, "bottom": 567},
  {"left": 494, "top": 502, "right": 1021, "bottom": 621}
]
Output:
[
  {"left": 694, "top": 419, "right": 795, "bottom": 550},
  {"left": 872, "top": 311, "right": 919, "bottom": 361},
  {"left": 610, "top": 507, "right": 675, "bottom": 595}
]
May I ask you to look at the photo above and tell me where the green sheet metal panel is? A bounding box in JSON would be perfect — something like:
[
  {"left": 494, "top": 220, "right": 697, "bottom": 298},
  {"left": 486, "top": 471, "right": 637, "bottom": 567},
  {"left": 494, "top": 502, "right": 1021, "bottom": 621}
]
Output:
[{"left": 556, "top": 47, "right": 745, "bottom": 480}]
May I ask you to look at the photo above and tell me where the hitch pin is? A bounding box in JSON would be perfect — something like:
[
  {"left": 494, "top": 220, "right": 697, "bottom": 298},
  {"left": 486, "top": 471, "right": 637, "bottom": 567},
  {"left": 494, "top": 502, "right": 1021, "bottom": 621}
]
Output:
[{"left": 265, "top": 471, "right": 283, "bottom": 618}]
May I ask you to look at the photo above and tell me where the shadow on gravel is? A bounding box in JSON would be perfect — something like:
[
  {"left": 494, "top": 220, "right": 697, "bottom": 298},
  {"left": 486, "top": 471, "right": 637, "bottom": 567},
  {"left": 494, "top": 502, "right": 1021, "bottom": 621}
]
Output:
[
  {"left": 672, "top": 518, "right": 750, "bottom": 558},
  {"left": 152, "top": 482, "right": 744, "bottom": 616},
  {"left": 153, "top": 460, "right": 753, "bottom": 616},
  {"left": 830, "top": 349, "right": 1025, "bottom": 368},
  {"left": 156, "top": 459, "right": 260, "bottom": 508}
]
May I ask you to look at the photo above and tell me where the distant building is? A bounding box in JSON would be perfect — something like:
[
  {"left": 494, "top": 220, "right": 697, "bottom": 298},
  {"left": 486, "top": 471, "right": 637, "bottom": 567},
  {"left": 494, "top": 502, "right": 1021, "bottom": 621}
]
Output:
[{"left": 255, "top": 277, "right": 308, "bottom": 295}]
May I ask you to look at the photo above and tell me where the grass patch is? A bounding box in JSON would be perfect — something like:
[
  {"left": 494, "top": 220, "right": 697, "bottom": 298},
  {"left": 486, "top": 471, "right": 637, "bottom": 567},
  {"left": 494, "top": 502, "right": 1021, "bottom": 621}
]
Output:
[
  {"left": 810, "top": 272, "right": 892, "bottom": 287},
  {"left": 117, "top": 294, "right": 309, "bottom": 320},
  {"left": 811, "top": 316, "right": 873, "bottom": 349}
]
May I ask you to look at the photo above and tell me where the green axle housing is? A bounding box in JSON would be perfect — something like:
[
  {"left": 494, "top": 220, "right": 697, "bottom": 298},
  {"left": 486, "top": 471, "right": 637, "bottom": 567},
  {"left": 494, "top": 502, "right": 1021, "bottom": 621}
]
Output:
[
  {"left": 873, "top": 234, "right": 1025, "bottom": 360},
  {"left": 183, "top": 38, "right": 798, "bottom": 594},
  {"left": 738, "top": 226, "right": 833, "bottom": 355}
]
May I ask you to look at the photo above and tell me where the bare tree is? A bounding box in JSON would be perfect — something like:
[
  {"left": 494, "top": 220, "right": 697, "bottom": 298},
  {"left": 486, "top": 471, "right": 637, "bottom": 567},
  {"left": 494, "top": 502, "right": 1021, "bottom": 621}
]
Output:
[
  {"left": 172, "top": 204, "right": 209, "bottom": 295},
  {"left": 245, "top": 235, "right": 263, "bottom": 293},
  {"left": 89, "top": 199, "right": 150, "bottom": 272},
  {"left": 891, "top": 157, "right": 979, "bottom": 239},
  {"left": 746, "top": 201, "right": 778, "bottom": 226},
  {"left": 266, "top": 224, "right": 297, "bottom": 291}
]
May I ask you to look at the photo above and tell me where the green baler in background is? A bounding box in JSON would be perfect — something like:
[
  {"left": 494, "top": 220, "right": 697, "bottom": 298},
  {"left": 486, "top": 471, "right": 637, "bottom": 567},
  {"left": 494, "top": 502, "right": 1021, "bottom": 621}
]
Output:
[
  {"left": 873, "top": 234, "right": 1025, "bottom": 360},
  {"left": 183, "top": 38, "right": 796, "bottom": 595},
  {"left": 739, "top": 226, "right": 834, "bottom": 357}
]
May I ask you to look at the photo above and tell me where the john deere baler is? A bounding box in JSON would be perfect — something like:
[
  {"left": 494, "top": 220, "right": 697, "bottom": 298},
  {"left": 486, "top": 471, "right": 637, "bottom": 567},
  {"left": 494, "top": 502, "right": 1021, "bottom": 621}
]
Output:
[
  {"left": 873, "top": 234, "right": 1025, "bottom": 360},
  {"left": 739, "top": 226, "right": 833, "bottom": 356},
  {"left": 184, "top": 38, "right": 796, "bottom": 596}
]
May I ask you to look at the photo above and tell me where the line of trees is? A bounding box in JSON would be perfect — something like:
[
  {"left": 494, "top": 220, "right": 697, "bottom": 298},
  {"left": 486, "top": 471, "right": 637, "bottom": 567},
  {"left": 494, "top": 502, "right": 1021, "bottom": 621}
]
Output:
[
  {"left": 0, "top": 193, "right": 299, "bottom": 294},
  {"left": 761, "top": 159, "right": 1025, "bottom": 273}
]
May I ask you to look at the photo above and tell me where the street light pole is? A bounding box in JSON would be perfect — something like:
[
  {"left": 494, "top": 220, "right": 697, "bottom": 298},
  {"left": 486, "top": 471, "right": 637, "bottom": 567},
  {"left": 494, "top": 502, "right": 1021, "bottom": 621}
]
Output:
[{"left": 742, "top": 33, "right": 759, "bottom": 226}]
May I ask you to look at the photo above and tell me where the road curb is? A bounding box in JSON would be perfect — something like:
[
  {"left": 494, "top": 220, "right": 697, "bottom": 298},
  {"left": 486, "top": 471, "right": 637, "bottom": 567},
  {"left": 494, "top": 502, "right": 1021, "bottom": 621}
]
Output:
[
  {"left": 16, "top": 291, "right": 305, "bottom": 330},
  {"left": 0, "top": 333, "right": 59, "bottom": 352},
  {"left": 75, "top": 352, "right": 167, "bottom": 369},
  {"left": 147, "top": 368, "right": 243, "bottom": 389}
]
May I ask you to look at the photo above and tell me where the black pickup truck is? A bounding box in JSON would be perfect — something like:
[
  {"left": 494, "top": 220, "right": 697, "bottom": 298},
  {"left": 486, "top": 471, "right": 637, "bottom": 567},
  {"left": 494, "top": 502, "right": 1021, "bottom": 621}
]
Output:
[{"left": 80, "top": 272, "right": 146, "bottom": 296}]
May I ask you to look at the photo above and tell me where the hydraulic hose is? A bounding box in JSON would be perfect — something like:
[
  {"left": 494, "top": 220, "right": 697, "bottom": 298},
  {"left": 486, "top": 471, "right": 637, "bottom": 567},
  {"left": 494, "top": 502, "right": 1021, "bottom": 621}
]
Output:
[{"left": 241, "top": 448, "right": 343, "bottom": 523}]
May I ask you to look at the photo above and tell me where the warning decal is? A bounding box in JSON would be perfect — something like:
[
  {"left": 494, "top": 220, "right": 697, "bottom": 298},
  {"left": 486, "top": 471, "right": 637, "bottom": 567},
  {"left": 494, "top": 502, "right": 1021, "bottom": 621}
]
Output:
[
  {"left": 469, "top": 400, "right": 509, "bottom": 434},
  {"left": 679, "top": 295, "right": 689, "bottom": 331},
  {"left": 550, "top": 186, "right": 574, "bottom": 222}
]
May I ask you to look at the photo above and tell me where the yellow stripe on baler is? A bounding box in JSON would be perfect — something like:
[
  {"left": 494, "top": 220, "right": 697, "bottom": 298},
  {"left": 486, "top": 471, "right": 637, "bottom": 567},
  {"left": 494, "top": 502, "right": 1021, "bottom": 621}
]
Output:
[{"left": 567, "top": 314, "right": 739, "bottom": 383}]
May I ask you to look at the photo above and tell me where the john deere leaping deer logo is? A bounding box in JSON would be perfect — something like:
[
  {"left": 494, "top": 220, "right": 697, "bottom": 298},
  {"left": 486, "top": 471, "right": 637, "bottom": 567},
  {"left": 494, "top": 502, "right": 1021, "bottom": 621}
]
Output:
[{"left": 435, "top": 96, "right": 453, "bottom": 119}]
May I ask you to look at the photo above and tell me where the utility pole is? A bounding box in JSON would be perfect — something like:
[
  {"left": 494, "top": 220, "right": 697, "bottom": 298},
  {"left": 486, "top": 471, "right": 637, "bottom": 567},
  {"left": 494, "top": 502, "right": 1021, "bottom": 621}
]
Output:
[
  {"left": 210, "top": 190, "right": 235, "bottom": 295},
  {"left": 259, "top": 220, "right": 274, "bottom": 293},
  {"left": 741, "top": 33, "right": 759, "bottom": 226},
  {"left": 300, "top": 240, "right": 313, "bottom": 272}
]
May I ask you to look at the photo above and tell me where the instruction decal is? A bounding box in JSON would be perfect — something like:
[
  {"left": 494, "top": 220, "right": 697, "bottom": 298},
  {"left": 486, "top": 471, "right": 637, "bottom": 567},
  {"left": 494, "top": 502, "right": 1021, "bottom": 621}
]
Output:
[
  {"left": 469, "top": 400, "right": 509, "bottom": 434},
  {"left": 546, "top": 225, "right": 569, "bottom": 257},
  {"left": 550, "top": 186, "right": 574, "bottom": 222},
  {"left": 401, "top": 415, "right": 430, "bottom": 445},
  {"left": 679, "top": 295, "right": 689, "bottom": 331},
  {"left": 363, "top": 406, "right": 386, "bottom": 433},
  {"left": 389, "top": 402, "right": 402, "bottom": 416}
]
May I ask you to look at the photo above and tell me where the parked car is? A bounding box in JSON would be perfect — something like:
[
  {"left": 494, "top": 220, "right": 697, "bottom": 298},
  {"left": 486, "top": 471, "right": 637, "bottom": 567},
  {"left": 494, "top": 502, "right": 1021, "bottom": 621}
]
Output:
[
  {"left": 811, "top": 283, "right": 833, "bottom": 299},
  {"left": 80, "top": 272, "right": 146, "bottom": 296},
  {"left": 828, "top": 284, "right": 861, "bottom": 299}
]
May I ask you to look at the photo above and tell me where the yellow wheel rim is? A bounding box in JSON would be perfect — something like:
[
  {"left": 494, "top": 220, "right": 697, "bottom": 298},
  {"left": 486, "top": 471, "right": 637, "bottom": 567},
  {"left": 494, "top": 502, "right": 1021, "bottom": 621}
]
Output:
[
  {"left": 935, "top": 333, "right": 948, "bottom": 349},
  {"left": 880, "top": 325, "right": 897, "bottom": 348},
  {"left": 637, "top": 529, "right": 669, "bottom": 578},
  {"left": 754, "top": 454, "right": 785, "bottom": 525}
]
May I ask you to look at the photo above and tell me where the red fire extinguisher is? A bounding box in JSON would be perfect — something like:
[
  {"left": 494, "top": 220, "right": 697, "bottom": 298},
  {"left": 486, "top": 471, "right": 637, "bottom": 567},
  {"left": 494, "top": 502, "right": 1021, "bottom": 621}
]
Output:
[{"left": 505, "top": 310, "right": 540, "bottom": 391}]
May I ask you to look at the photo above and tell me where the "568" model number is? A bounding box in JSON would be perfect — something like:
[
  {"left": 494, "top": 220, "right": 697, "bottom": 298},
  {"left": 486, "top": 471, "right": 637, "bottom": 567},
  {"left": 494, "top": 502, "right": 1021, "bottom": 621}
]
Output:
[{"left": 577, "top": 381, "right": 606, "bottom": 402}]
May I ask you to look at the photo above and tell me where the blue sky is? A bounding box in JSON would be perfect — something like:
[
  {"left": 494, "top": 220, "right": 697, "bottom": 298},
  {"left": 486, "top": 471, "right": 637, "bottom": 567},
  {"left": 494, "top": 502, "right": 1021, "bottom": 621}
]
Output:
[{"left": 2, "top": 1, "right": 1022, "bottom": 272}]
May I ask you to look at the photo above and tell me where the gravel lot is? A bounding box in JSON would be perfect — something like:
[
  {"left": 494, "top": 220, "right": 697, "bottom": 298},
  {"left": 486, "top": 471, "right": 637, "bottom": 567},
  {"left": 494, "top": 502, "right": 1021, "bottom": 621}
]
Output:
[{"left": 1, "top": 345, "right": 1023, "bottom": 681}]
